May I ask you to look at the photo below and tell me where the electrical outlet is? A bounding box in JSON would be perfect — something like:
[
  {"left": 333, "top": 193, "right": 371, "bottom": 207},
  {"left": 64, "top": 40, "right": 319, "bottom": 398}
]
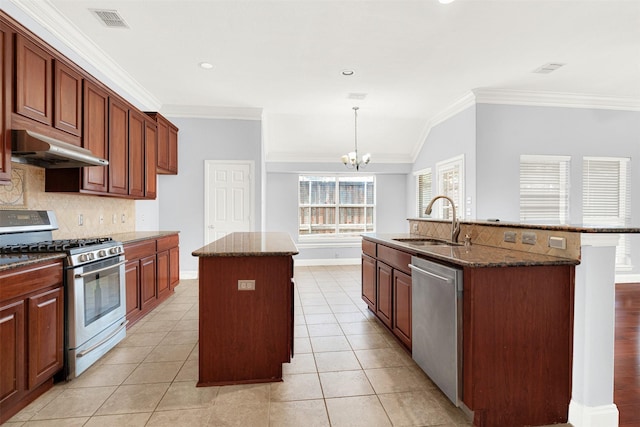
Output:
[
  {"left": 549, "top": 236, "right": 567, "bottom": 250},
  {"left": 412, "top": 223, "right": 418, "bottom": 232},
  {"left": 238, "top": 280, "right": 255, "bottom": 291},
  {"left": 522, "top": 232, "right": 537, "bottom": 245},
  {"left": 121, "top": 214, "right": 125, "bottom": 223},
  {"left": 78, "top": 214, "right": 83, "bottom": 226},
  {"left": 504, "top": 231, "right": 516, "bottom": 243},
  {"left": 99, "top": 215, "right": 104, "bottom": 224},
  {"left": 112, "top": 214, "right": 117, "bottom": 224}
]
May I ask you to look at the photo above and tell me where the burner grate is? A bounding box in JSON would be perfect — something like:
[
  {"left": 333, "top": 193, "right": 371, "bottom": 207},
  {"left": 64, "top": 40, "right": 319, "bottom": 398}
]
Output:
[{"left": 0, "top": 237, "right": 114, "bottom": 254}]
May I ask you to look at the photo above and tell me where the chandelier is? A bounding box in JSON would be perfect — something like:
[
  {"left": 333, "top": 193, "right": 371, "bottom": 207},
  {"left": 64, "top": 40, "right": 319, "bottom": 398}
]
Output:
[{"left": 341, "top": 106, "right": 371, "bottom": 171}]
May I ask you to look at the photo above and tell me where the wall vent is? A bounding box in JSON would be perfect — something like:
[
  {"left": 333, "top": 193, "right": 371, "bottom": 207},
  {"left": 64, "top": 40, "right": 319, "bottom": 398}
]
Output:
[
  {"left": 347, "top": 93, "right": 368, "bottom": 100},
  {"left": 91, "top": 9, "right": 129, "bottom": 29},
  {"left": 533, "top": 63, "right": 565, "bottom": 74}
]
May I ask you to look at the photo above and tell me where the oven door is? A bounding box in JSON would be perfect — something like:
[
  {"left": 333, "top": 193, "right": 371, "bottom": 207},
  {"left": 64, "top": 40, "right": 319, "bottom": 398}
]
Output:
[{"left": 67, "top": 255, "right": 127, "bottom": 349}]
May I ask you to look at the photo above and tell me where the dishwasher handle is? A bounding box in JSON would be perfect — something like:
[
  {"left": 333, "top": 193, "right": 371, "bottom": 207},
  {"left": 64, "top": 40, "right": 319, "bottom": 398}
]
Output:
[{"left": 409, "top": 264, "right": 453, "bottom": 283}]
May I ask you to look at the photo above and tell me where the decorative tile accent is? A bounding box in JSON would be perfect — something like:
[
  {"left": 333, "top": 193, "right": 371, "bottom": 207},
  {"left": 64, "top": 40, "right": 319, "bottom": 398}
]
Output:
[{"left": 1, "top": 163, "right": 135, "bottom": 238}]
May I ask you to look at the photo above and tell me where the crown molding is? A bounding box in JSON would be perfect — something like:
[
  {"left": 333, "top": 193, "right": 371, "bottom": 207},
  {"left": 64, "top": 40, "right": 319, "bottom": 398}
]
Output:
[
  {"left": 472, "top": 88, "right": 640, "bottom": 111},
  {"left": 8, "top": 0, "right": 161, "bottom": 110},
  {"left": 160, "top": 104, "right": 263, "bottom": 121}
]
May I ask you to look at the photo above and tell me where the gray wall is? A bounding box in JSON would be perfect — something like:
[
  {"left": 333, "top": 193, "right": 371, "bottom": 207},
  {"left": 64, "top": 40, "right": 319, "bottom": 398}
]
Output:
[
  {"left": 409, "top": 105, "right": 477, "bottom": 218},
  {"left": 158, "top": 117, "right": 262, "bottom": 274}
]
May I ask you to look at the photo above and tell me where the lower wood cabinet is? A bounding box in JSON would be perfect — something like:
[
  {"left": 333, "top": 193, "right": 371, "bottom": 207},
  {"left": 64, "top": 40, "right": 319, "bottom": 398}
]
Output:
[
  {"left": 123, "top": 234, "right": 179, "bottom": 327},
  {"left": 361, "top": 238, "right": 412, "bottom": 350},
  {"left": 0, "top": 259, "right": 64, "bottom": 424}
]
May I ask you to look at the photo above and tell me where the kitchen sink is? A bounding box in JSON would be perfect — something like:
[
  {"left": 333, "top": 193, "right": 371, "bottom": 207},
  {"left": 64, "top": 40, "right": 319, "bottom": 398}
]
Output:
[{"left": 392, "top": 238, "right": 464, "bottom": 247}]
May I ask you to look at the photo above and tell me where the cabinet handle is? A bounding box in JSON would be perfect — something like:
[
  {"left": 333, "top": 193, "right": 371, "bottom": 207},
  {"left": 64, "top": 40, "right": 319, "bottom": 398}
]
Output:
[
  {"left": 77, "top": 320, "right": 128, "bottom": 358},
  {"left": 74, "top": 260, "right": 127, "bottom": 278}
]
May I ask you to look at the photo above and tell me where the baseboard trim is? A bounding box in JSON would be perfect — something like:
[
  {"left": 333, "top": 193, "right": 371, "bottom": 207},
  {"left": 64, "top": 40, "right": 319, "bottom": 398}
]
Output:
[
  {"left": 180, "top": 271, "right": 198, "bottom": 280},
  {"left": 615, "top": 273, "right": 640, "bottom": 284},
  {"left": 294, "top": 258, "right": 360, "bottom": 266},
  {"left": 568, "top": 401, "right": 619, "bottom": 427}
]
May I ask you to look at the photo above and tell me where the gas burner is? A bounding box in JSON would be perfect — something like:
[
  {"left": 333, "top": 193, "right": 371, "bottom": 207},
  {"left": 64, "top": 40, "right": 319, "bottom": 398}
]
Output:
[{"left": 0, "top": 237, "right": 114, "bottom": 254}]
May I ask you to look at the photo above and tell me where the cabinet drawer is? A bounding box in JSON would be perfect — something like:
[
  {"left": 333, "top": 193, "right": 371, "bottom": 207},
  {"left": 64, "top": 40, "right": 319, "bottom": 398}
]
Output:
[
  {"left": 0, "top": 260, "right": 63, "bottom": 302},
  {"left": 157, "top": 234, "right": 179, "bottom": 252},
  {"left": 362, "top": 239, "right": 376, "bottom": 257},
  {"left": 124, "top": 240, "right": 156, "bottom": 260},
  {"left": 378, "top": 244, "right": 412, "bottom": 275}
]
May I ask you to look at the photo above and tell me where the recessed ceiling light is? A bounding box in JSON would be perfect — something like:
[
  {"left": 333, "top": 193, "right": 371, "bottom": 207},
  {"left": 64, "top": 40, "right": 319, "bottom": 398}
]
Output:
[
  {"left": 341, "top": 69, "right": 355, "bottom": 76},
  {"left": 199, "top": 62, "right": 214, "bottom": 70}
]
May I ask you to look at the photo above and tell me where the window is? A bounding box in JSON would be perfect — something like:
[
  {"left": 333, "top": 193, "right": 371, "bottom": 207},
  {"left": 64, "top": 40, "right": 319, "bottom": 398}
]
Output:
[
  {"left": 415, "top": 168, "right": 432, "bottom": 218},
  {"left": 583, "top": 157, "right": 632, "bottom": 270},
  {"left": 520, "top": 155, "right": 570, "bottom": 223},
  {"left": 435, "top": 155, "right": 464, "bottom": 220},
  {"left": 299, "top": 175, "right": 375, "bottom": 238}
]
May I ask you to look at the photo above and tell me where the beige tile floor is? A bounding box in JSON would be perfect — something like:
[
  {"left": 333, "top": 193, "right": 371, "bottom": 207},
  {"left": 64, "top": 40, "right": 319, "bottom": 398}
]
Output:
[{"left": 6, "top": 266, "right": 474, "bottom": 426}]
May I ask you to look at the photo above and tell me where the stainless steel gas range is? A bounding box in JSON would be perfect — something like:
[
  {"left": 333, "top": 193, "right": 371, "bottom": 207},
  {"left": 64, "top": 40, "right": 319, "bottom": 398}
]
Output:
[{"left": 0, "top": 210, "right": 127, "bottom": 379}]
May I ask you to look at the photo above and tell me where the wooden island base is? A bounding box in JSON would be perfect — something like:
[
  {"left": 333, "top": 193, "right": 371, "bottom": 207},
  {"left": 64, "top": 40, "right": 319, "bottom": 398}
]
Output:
[{"left": 193, "top": 233, "right": 297, "bottom": 386}]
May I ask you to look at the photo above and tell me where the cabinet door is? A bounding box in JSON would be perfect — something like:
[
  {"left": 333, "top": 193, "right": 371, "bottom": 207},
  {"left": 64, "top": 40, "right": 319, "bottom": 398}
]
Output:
[
  {"left": 128, "top": 109, "right": 145, "bottom": 198},
  {"left": 361, "top": 254, "right": 376, "bottom": 310},
  {"left": 157, "top": 250, "right": 170, "bottom": 299},
  {"left": 0, "top": 22, "right": 11, "bottom": 183},
  {"left": 156, "top": 116, "right": 169, "bottom": 172},
  {"left": 144, "top": 119, "right": 157, "bottom": 199},
  {"left": 53, "top": 60, "right": 82, "bottom": 138},
  {"left": 15, "top": 34, "right": 52, "bottom": 125},
  {"left": 140, "top": 255, "right": 157, "bottom": 310},
  {"left": 392, "top": 269, "right": 412, "bottom": 349},
  {"left": 27, "top": 287, "right": 63, "bottom": 389},
  {"left": 82, "top": 81, "right": 109, "bottom": 192},
  {"left": 169, "top": 246, "right": 179, "bottom": 287},
  {"left": 376, "top": 262, "right": 393, "bottom": 328},
  {"left": 125, "top": 259, "right": 141, "bottom": 319},
  {"left": 0, "top": 300, "right": 25, "bottom": 406},
  {"left": 108, "top": 97, "right": 129, "bottom": 195},
  {"left": 168, "top": 125, "right": 178, "bottom": 174}
]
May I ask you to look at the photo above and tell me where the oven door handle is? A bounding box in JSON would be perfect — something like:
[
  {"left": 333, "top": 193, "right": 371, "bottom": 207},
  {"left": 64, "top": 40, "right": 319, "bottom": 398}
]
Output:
[
  {"left": 77, "top": 319, "right": 129, "bottom": 358},
  {"left": 74, "top": 260, "right": 127, "bottom": 278}
]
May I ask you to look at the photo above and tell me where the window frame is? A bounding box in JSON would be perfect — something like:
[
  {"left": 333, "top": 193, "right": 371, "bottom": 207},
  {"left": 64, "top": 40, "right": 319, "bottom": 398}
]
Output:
[
  {"left": 298, "top": 174, "right": 376, "bottom": 241},
  {"left": 435, "top": 155, "right": 464, "bottom": 220},
  {"left": 415, "top": 168, "right": 433, "bottom": 218},
  {"left": 519, "top": 155, "right": 571, "bottom": 224}
]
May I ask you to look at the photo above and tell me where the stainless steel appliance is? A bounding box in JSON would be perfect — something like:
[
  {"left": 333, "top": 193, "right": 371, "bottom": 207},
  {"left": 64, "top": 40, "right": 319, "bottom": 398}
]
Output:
[
  {"left": 409, "top": 256, "right": 463, "bottom": 406},
  {"left": 0, "top": 210, "right": 126, "bottom": 379}
]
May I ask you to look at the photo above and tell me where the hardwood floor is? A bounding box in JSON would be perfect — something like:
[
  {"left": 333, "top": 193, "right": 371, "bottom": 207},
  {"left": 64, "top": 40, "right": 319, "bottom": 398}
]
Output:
[{"left": 616, "top": 283, "right": 640, "bottom": 427}]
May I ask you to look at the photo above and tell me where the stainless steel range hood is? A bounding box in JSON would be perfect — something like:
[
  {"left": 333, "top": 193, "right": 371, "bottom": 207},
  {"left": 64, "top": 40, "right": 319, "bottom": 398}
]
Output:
[{"left": 11, "top": 130, "right": 109, "bottom": 168}]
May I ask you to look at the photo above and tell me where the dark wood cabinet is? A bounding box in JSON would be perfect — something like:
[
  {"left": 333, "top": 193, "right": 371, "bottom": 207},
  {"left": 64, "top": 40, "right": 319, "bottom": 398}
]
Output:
[
  {"left": 146, "top": 112, "right": 178, "bottom": 175},
  {"left": 376, "top": 261, "right": 393, "bottom": 328},
  {"left": 144, "top": 118, "right": 157, "bottom": 199},
  {"left": 0, "top": 21, "right": 11, "bottom": 184},
  {"left": 392, "top": 269, "right": 411, "bottom": 349},
  {"left": 15, "top": 33, "right": 52, "bottom": 126},
  {"left": 108, "top": 97, "right": 129, "bottom": 195},
  {"left": 0, "top": 259, "right": 64, "bottom": 425},
  {"left": 27, "top": 287, "right": 63, "bottom": 389},
  {"left": 128, "top": 109, "right": 145, "bottom": 198},
  {"left": 123, "top": 234, "right": 180, "bottom": 327},
  {"left": 361, "top": 254, "right": 376, "bottom": 310},
  {"left": 53, "top": 60, "right": 82, "bottom": 138}
]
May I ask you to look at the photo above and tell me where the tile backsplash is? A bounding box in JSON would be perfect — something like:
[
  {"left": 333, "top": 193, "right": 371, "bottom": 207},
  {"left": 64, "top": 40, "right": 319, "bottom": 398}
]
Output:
[{"left": 1, "top": 163, "right": 135, "bottom": 239}]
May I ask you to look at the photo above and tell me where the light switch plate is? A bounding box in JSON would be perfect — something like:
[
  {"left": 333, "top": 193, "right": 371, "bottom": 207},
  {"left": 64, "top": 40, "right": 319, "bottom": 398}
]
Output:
[
  {"left": 504, "top": 231, "right": 516, "bottom": 243},
  {"left": 522, "top": 232, "right": 537, "bottom": 245},
  {"left": 238, "top": 280, "right": 256, "bottom": 291}
]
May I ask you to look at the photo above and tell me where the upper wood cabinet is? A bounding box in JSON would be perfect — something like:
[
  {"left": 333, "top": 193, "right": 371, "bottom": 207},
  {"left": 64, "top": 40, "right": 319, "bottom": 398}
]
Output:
[
  {"left": 15, "top": 34, "right": 52, "bottom": 126},
  {"left": 82, "top": 81, "right": 109, "bottom": 192},
  {"left": 144, "top": 118, "right": 157, "bottom": 199},
  {"left": 146, "top": 112, "right": 178, "bottom": 175},
  {"left": 128, "top": 109, "right": 145, "bottom": 198},
  {"left": 0, "top": 21, "right": 12, "bottom": 184},
  {"left": 108, "top": 97, "right": 129, "bottom": 195},
  {"left": 53, "top": 60, "right": 82, "bottom": 138}
]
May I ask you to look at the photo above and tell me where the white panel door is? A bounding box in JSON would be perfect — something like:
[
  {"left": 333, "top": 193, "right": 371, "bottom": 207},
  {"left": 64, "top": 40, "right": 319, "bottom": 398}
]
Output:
[{"left": 204, "top": 161, "right": 254, "bottom": 244}]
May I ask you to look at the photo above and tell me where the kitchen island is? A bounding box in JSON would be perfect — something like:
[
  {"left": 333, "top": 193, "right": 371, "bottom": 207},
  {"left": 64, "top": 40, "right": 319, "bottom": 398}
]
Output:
[{"left": 192, "top": 232, "right": 298, "bottom": 386}]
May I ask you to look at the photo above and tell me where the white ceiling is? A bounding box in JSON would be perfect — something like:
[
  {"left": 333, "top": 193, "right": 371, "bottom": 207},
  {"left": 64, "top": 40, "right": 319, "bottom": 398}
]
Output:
[{"left": 8, "top": 0, "right": 640, "bottom": 163}]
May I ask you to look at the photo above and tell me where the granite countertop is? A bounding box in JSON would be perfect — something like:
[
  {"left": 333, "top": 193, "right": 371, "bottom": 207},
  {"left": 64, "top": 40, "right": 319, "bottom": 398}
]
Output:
[
  {"left": 0, "top": 253, "right": 66, "bottom": 273},
  {"left": 193, "top": 232, "right": 299, "bottom": 257},
  {"left": 110, "top": 231, "right": 180, "bottom": 244},
  {"left": 363, "top": 233, "right": 580, "bottom": 268},
  {"left": 409, "top": 218, "right": 640, "bottom": 234}
]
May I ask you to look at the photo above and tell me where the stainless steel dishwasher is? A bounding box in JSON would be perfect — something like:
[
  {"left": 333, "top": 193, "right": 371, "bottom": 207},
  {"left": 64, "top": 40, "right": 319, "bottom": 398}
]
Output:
[{"left": 410, "top": 256, "right": 463, "bottom": 407}]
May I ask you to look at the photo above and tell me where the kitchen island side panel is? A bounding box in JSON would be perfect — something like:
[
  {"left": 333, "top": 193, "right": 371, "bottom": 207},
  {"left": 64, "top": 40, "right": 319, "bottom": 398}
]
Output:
[{"left": 197, "top": 255, "right": 292, "bottom": 386}]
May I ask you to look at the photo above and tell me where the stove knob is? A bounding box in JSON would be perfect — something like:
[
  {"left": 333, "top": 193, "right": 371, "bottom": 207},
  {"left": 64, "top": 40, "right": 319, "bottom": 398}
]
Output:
[
  {"left": 98, "top": 250, "right": 107, "bottom": 258},
  {"left": 79, "top": 254, "right": 88, "bottom": 262},
  {"left": 109, "top": 247, "right": 120, "bottom": 255},
  {"left": 88, "top": 253, "right": 95, "bottom": 261}
]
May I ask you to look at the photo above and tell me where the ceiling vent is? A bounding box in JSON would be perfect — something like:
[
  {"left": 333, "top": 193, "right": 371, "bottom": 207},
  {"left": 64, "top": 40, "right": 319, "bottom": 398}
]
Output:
[
  {"left": 91, "top": 9, "right": 129, "bottom": 29},
  {"left": 347, "top": 93, "right": 368, "bottom": 100},
  {"left": 533, "top": 63, "right": 565, "bottom": 74}
]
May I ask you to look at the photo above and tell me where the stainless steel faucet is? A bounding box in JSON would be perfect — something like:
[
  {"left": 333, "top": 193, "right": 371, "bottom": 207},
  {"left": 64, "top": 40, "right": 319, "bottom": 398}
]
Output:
[{"left": 424, "top": 195, "right": 461, "bottom": 243}]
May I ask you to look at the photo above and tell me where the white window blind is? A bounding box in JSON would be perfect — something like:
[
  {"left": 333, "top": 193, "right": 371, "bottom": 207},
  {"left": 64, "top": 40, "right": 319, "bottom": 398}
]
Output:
[
  {"left": 520, "top": 155, "right": 570, "bottom": 224},
  {"left": 436, "top": 156, "right": 464, "bottom": 220},
  {"left": 583, "top": 157, "right": 631, "bottom": 270},
  {"left": 299, "top": 175, "right": 375, "bottom": 238},
  {"left": 416, "top": 169, "right": 432, "bottom": 218}
]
